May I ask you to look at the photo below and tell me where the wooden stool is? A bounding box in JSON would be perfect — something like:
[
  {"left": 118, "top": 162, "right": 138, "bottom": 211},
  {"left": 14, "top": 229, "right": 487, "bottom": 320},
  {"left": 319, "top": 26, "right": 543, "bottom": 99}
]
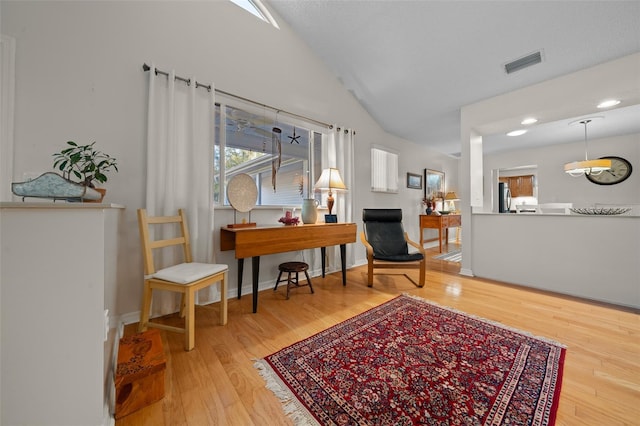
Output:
[{"left": 274, "top": 261, "right": 313, "bottom": 300}]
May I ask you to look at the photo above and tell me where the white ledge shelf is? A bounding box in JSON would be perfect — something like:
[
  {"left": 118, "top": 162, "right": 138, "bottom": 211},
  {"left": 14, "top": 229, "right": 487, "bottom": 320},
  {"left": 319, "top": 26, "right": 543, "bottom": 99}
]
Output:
[{"left": 1, "top": 202, "right": 124, "bottom": 209}]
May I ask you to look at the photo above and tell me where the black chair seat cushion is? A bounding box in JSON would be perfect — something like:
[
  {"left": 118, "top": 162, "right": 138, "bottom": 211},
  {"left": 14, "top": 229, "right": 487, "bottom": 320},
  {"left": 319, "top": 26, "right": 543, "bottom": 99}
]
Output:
[{"left": 373, "top": 252, "right": 424, "bottom": 262}]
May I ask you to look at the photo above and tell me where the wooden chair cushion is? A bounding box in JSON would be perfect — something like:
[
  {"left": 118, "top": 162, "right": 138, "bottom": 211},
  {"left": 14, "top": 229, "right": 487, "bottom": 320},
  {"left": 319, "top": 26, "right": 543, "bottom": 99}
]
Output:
[{"left": 152, "top": 262, "right": 228, "bottom": 284}]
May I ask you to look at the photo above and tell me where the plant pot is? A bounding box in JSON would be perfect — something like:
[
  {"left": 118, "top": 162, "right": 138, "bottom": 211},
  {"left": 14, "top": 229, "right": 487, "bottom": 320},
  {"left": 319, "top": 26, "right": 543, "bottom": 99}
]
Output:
[{"left": 85, "top": 188, "right": 106, "bottom": 203}]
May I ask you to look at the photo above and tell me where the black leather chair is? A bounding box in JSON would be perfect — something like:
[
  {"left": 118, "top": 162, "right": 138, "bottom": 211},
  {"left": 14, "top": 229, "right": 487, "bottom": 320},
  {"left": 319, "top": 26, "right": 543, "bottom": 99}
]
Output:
[{"left": 360, "top": 209, "right": 426, "bottom": 287}]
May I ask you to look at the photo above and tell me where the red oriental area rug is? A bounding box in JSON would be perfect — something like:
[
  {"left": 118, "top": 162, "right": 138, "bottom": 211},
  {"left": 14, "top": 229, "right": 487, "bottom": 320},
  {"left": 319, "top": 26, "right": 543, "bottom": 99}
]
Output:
[{"left": 255, "top": 294, "right": 566, "bottom": 426}]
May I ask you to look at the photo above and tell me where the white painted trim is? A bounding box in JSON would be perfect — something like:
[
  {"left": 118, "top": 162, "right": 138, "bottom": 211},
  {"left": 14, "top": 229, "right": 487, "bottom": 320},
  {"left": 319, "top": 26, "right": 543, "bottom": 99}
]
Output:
[
  {"left": 1, "top": 34, "right": 16, "bottom": 201},
  {"left": 459, "top": 268, "right": 474, "bottom": 277}
]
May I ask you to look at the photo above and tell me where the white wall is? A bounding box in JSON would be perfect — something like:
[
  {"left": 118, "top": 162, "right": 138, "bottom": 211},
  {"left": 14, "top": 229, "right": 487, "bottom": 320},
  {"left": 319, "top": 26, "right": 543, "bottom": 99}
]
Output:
[
  {"left": 1, "top": 1, "right": 458, "bottom": 319},
  {"left": 460, "top": 53, "right": 640, "bottom": 276},
  {"left": 0, "top": 205, "right": 121, "bottom": 425},
  {"left": 472, "top": 213, "right": 640, "bottom": 309}
]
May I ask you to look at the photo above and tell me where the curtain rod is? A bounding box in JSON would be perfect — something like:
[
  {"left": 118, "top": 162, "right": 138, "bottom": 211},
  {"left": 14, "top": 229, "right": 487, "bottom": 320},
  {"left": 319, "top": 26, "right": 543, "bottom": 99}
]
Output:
[
  {"left": 142, "top": 63, "right": 332, "bottom": 129},
  {"left": 143, "top": 63, "right": 212, "bottom": 92}
]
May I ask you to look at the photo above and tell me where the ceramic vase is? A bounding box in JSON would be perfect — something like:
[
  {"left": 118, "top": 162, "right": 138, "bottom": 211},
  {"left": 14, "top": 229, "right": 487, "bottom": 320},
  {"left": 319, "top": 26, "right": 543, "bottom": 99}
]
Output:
[{"left": 301, "top": 199, "right": 319, "bottom": 224}]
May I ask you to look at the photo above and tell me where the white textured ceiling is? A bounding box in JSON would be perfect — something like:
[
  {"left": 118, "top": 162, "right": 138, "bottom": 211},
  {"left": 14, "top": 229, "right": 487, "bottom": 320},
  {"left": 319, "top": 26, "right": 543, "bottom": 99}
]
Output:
[{"left": 267, "top": 1, "right": 640, "bottom": 156}]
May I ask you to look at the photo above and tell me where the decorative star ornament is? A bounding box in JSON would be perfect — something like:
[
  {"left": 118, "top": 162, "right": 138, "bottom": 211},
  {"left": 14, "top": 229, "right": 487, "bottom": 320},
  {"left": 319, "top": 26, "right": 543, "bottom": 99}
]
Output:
[{"left": 288, "top": 127, "right": 301, "bottom": 144}]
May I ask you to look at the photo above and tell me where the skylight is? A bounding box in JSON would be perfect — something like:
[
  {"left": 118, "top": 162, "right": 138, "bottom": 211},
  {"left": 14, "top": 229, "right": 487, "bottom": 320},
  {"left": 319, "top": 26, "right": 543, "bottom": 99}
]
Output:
[{"left": 230, "top": 0, "right": 279, "bottom": 29}]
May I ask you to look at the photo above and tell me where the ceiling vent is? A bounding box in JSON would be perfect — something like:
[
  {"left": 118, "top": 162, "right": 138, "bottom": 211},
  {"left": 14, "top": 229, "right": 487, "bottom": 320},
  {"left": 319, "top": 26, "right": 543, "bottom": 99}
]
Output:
[{"left": 504, "top": 51, "right": 542, "bottom": 74}]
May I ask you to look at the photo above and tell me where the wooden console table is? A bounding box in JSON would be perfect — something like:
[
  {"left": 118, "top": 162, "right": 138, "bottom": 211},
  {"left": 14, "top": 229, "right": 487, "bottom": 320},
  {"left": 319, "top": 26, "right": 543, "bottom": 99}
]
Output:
[
  {"left": 419, "top": 214, "right": 461, "bottom": 252},
  {"left": 220, "top": 223, "right": 357, "bottom": 312}
]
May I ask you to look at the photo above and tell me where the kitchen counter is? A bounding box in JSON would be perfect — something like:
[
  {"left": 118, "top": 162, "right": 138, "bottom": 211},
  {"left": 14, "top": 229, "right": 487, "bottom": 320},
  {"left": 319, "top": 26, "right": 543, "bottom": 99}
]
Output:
[
  {"left": 470, "top": 212, "right": 639, "bottom": 309},
  {"left": 474, "top": 211, "right": 638, "bottom": 217}
]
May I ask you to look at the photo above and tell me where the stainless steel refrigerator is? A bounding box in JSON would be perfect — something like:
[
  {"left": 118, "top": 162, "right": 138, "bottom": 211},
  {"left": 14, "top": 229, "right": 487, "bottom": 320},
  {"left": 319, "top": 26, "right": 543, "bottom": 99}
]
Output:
[{"left": 498, "top": 182, "right": 512, "bottom": 213}]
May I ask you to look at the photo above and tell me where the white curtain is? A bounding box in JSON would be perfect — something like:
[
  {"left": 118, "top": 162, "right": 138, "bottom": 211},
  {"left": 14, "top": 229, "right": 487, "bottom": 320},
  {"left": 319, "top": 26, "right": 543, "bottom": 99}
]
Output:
[
  {"left": 322, "top": 126, "right": 355, "bottom": 269},
  {"left": 145, "top": 63, "right": 217, "bottom": 316},
  {"left": 1, "top": 35, "right": 16, "bottom": 201}
]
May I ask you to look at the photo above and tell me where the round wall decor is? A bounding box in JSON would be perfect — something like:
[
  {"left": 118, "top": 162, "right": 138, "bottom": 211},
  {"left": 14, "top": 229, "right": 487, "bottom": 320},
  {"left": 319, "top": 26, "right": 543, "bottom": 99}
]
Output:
[
  {"left": 227, "top": 174, "right": 258, "bottom": 212},
  {"left": 586, "top": 156, "right": 632, "bottom": 185}
]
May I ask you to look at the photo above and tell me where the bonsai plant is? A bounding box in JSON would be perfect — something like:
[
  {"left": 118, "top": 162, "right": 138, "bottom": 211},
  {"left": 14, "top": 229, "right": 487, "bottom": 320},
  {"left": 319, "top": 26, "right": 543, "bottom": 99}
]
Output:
[{"left": 53, "top": 141, "right": 118, "bottom": 188}]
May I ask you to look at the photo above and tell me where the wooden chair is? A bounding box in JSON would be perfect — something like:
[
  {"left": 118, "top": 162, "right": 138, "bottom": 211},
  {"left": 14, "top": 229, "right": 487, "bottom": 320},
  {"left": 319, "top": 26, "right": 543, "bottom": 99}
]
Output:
[
  {"left": 137, "top": 208, "right": 228, "bottom": 351},
  {"left": 360, "top": 209, "right": 426, "bottom": 288}
]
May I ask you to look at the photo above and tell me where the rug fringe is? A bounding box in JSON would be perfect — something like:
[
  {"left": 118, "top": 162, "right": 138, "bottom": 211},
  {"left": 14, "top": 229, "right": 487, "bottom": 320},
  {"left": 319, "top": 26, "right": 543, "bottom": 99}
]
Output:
[
  {"left": 401, "top": 293, "right": 567, "bottom": 348},
  {"left": 254, "top": 359, "right": 320, "bottom": 426}
]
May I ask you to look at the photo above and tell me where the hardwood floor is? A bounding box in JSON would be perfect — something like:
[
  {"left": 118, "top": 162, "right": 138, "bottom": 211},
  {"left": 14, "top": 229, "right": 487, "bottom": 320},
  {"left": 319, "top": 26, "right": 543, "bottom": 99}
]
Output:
[{"left": 116, "top": 244, "right": 640, "bottom": 425}]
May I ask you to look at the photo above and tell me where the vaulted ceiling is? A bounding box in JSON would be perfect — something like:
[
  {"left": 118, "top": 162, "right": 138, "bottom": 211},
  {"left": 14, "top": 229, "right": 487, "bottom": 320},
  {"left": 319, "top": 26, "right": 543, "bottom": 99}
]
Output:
[{"left": 267, "top": 1, "right": 640, "bottom": 156}]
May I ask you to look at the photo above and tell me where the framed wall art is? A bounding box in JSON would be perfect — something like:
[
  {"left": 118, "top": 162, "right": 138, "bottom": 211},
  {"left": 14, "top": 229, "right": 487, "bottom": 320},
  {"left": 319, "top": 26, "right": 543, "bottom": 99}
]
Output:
[
  {"left": 424, "top": 169, "right": 445, "bottom": 199},
  {"left": 406, "top": 172, "right": 422, "bottom": 189}
]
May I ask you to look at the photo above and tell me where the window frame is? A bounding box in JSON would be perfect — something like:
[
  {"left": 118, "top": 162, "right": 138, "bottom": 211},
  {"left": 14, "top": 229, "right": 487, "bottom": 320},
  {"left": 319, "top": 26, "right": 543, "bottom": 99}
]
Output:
[
  {"left": 229, "top": 0, "right": 280, "bottom": 29},
  {"left": 215, "top": 96, "right": 327, "bottom": 208},
  {"left": 370, "top": 146, "right": 399, "bottom": 193}
]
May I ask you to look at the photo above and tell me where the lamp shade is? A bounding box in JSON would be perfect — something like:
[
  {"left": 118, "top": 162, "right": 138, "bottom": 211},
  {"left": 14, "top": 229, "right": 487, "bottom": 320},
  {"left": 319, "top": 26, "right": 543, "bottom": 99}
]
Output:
[
  {"left": 444, "top": 191, "right": 459, "bottom": 201},
  {"left": 314, "top": 168, "right": 347, "bottom": 191},
  {"left": 564, "top": 159, "right": 611, "bottom": 176},
  {"left": 314, "top": 168, "right": 347, "bottom": 216}
]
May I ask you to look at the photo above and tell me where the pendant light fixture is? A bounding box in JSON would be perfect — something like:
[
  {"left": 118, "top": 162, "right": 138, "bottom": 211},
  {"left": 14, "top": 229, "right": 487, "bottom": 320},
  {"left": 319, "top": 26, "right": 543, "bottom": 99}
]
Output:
[{"left": 564, "top": 117, "right": 611, "bottom": 177}]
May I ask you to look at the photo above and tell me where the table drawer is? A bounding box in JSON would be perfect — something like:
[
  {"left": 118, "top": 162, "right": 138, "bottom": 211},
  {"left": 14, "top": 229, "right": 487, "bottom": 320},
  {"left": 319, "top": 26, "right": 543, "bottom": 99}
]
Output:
[{"left": 444, "top": 215, "right": 461, "bottom": 227}]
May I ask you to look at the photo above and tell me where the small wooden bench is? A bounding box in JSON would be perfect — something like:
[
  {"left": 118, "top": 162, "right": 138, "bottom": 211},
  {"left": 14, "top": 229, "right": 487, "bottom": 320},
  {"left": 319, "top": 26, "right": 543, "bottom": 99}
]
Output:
[{"left": 114, "top": 329, "right": 166, "bottom": 419}]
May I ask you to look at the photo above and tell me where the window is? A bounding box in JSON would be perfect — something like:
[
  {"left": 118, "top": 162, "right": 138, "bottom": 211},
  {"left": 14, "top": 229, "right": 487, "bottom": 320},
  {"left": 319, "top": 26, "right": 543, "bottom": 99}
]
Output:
[
  {"left": 371, "top": 147, "right": 398, "bottom": 193},
  {"left": 214, "top": 98, "right": 325, "bottom": 207},
  {"left": 229, "top": 0, "right": 279, "bottom": 29}
]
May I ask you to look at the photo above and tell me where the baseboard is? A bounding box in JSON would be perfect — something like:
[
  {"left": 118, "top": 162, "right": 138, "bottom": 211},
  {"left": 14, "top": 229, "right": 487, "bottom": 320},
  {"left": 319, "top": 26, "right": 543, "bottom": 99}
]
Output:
[
  {"left": 102, "top": 323, "right": 124, "bottom": 426},
  {"left": 103, "top": 405, "right": 115, "bottom": 426},
  {"left": 114, "top": 257, "right": 461, "bottom": 327},
  {"left": 104, "top": 265, "right": 357, "bottom": 424},
  {"left": 115, "top": 311, "right": 141, "bottom": 327},
  {"left": 421, "top": 241, "right": 440, "bottom": 249},
  {"left": 353, "top": 258, "right": 367, "bottom": 268},
  {"left": 114, "top": 263, "right": 367, "bottom": 328},
  {"left": 460, "top": 268, "right": 474, "bottom": 277}
]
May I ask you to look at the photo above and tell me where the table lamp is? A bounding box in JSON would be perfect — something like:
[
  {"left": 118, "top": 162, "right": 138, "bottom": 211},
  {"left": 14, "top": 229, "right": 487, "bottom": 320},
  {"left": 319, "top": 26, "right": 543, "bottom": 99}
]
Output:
[
  {"left": 444, "top": 191, "right": 459, "bottom": 212},
  {"left": 314, "top": 167, "right": 347, "bottom": 221}
]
